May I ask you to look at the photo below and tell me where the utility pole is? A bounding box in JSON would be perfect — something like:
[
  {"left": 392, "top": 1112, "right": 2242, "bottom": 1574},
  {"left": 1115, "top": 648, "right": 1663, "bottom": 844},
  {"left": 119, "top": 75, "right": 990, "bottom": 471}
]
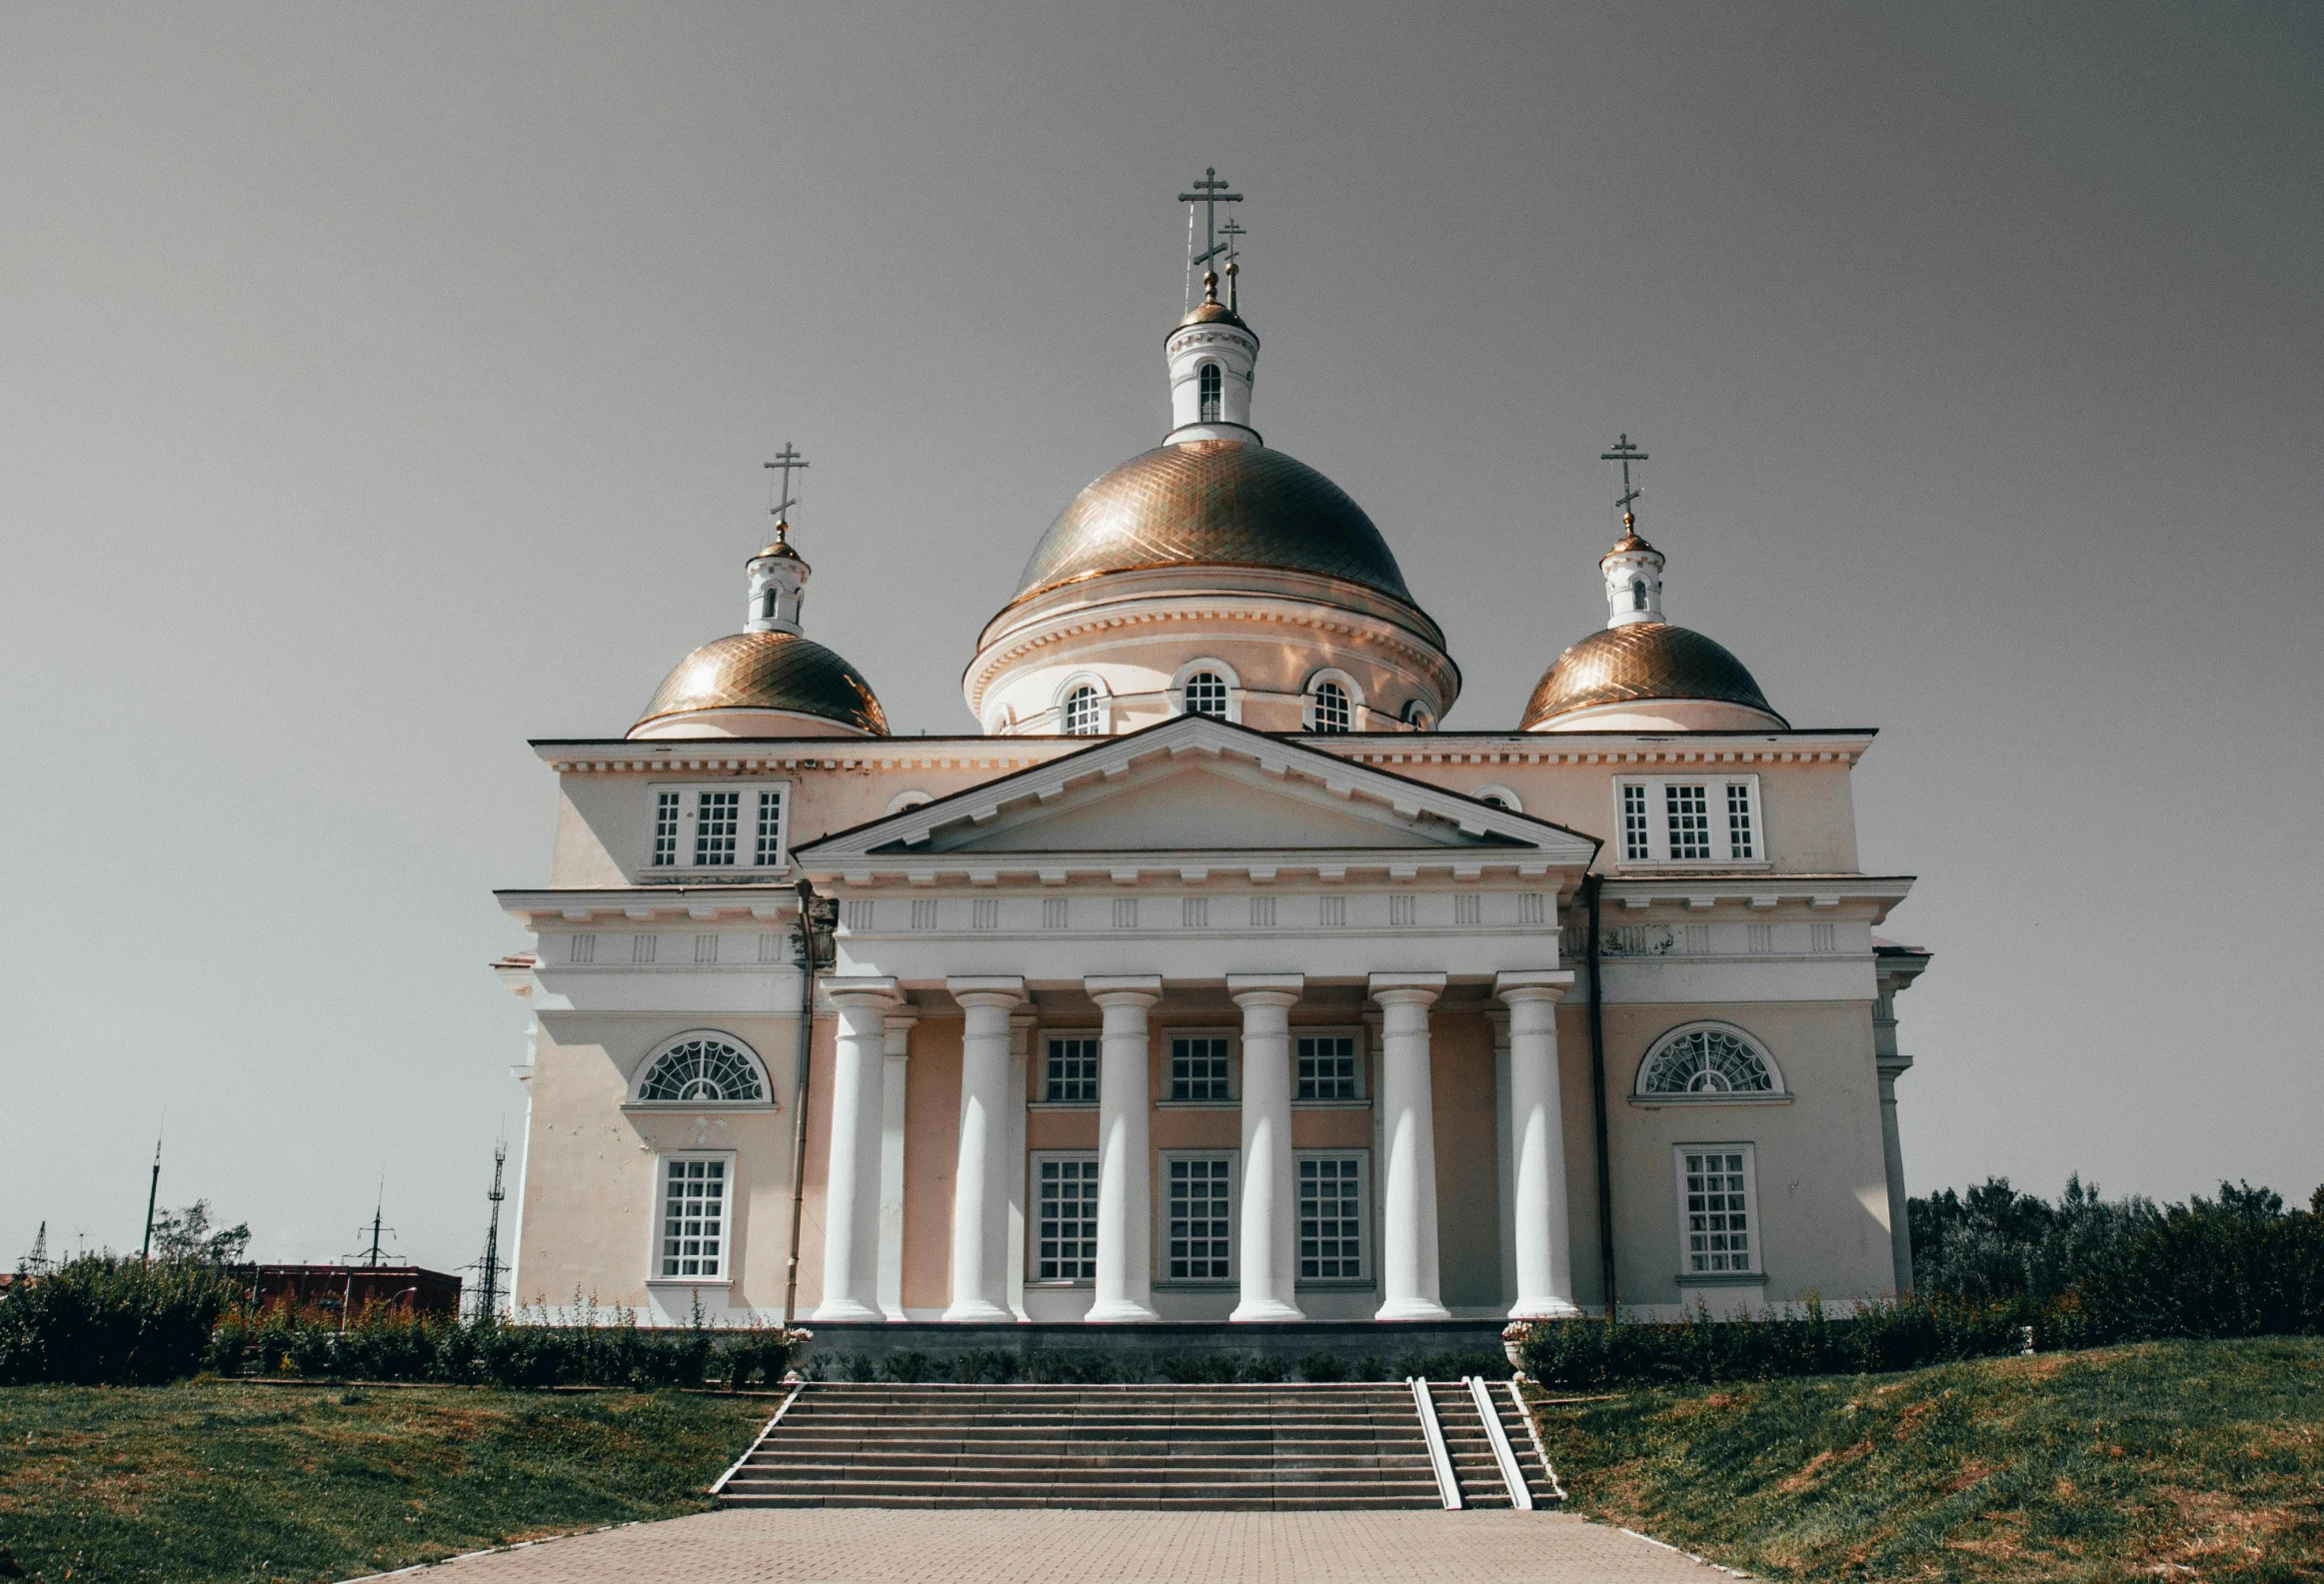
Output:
[
  {"left": 139, "top": 1135, "right": 162, "bottom": 1262},
  {"left": 475, "top": 1143, "right": 507, "bottom": 1325}
]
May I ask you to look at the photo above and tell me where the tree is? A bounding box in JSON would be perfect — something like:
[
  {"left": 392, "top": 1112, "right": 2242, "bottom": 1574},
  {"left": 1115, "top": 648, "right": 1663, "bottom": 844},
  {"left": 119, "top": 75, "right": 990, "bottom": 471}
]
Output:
[{"left": 147, "top": 1201, "right": 251, "bottom": 1267}]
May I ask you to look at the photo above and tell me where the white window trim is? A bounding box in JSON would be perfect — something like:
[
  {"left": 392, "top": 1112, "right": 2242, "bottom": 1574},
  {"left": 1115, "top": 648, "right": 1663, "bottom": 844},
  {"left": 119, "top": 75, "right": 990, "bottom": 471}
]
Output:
[
  {"left": 1470, "top": 784, "right": 1523, "bottom": 814},
  {"left": 648, "top": 1149, "right": 737, "bottom": 1287},
  {"left": 885, "top": 790, "right": 934, "bottom": 814},
  {"left": 624, "top": 1029, "right": 777, "bottom": 1109},
  {"left": 1158, "top": 1026, "right": 1239, "bottom": 1107},
  {"left": 1291, "top": 1026, "right": 1368, "bottom": 1106},
  {"left": 1028, "top": 1149, "right": 1102, "bottom": 1285},
  {"left": 1301, "top": 668, "right": 1365, "bottom": 734},
  {"left": 1054, "top": 674, "right": 1113, "bottom": 737},
  {"left": 1157, "top": 1148, "right": 1239, "bottom": 1287},
  {"left": 1168, "top": 657, "right": 1243, "bottom": 724},
  {"left": 644, "top": 781, "right": 793, "bottom": 875},
  {"left": 1293, "top": 1147, "right": 1372, "bottom": 1287},
  {"left": 1630, "top": 1020, "right": 1789, "bottom": 1107},
  {"left": 1673, "top": 1142, "right": 1761, "bottom": 1279},
  {"left": 1611, "top": 775, "right": 1769, "bottom": 867},
  {"left": 1034, "top": 1030, "right": 1103, "bottom": 1107}
]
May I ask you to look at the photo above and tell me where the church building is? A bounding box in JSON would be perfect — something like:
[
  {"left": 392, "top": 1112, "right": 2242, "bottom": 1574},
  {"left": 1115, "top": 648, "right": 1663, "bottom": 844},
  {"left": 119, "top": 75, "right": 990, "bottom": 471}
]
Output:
[{"left": 493, "top": 198, "right": 1929, "bottom": 1330}]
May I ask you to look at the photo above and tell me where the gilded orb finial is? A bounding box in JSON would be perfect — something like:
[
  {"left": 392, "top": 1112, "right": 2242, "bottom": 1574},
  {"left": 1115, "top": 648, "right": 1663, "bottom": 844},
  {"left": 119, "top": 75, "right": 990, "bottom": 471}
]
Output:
[{"left": 1201, "top": 269, "right": 1219, "bottom": 305}]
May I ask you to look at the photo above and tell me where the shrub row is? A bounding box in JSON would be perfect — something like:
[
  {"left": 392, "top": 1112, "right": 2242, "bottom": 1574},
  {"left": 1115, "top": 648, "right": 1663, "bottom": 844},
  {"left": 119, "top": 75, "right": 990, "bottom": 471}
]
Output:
[{"left": 1512, "top": 1294, "right": 2037, "bottom": 1388}]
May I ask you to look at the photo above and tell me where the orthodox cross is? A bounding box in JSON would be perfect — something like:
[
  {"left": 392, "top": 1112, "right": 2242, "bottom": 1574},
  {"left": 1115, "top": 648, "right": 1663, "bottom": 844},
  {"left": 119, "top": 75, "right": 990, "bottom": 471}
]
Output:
[
  {"left": 1600, "top": 434, "right": 1648, "bottom": 527},
  {"left": 764, "top": 444, "right": 809, "bottom": 522},
  {"left": 1177, "top": 166, "right": 1242, "bottom": 270}
]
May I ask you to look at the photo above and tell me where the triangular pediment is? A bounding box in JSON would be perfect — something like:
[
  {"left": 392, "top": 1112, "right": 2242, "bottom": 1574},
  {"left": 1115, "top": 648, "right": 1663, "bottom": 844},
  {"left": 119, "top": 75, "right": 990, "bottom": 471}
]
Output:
[{"left": 794, "top": 716, "right": 1598, "bottom": 881}]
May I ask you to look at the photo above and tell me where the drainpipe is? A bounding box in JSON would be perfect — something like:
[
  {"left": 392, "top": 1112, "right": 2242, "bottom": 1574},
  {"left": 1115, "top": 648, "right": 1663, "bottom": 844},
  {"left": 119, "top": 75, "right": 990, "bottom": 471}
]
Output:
[
  {"left": 782, "top": 878, "right": 823, "bottom": 1328},
  {"left": 1584, "top": 874, "right": 1616, "bottom": 1316}
]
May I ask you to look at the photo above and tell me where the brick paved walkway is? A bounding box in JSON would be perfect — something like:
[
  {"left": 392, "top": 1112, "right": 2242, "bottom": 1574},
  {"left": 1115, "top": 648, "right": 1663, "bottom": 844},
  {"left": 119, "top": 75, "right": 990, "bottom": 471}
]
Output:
[{"left": 370, "top": 1508, "right": 1738, "bottom": 1581}]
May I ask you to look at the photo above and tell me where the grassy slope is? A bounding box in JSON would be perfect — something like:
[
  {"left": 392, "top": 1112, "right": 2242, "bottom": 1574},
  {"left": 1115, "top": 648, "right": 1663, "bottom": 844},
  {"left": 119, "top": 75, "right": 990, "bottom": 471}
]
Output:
[
  {"left": 0, "top": 1382, "right": 772, "bottom": 1584},
  {"left": 1535, "top": 1337, "right": 2324, "bottom": 1584}
]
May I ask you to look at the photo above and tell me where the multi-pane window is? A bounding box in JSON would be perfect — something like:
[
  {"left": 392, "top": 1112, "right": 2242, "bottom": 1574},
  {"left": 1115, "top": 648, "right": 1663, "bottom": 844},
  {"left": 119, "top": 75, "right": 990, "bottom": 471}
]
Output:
[
  {"left": 1045, "top": 1037, "right": 1100, "bottom": 1103},
  {"left": 1309, "top": 681, "right": 1351, "bottom": 733},
  {"left": 1182, "top": 671, "right": 1229, "bottom": 718},
  {"left": 1639, "top": 1024, "right": 1778, "bottom": 1096},
  {"left": 1615, "top": 778, "right": 1762, "bottom": 863},
  {"left": 658, "top": 1158, "right": 729, "bottom": 1279},
  {"left": 1165, "top": 1156, "right": 1232, "bottom": 1280},
  {"left": 637, "top": 1035, "right": 767, "bottom": 1102},
  {"left": 1197, "top": 363, "right": 1222, "bottom": 422},
  {"left": 1035, "top": 1156, "right": 1100, "bottom": 1280},
  {"left": 647, "top": 786, "right": 789, "bottom": 870},
  {"left": 1062, "top": 686, "right": 1104, "bottom": 736},
  {"left": 1169, "top": 1036, "right": 1231, "bottom": 1102},
  {"left": 1665, "top": 784, "right": 1711, "bottom": 859},
  {"left": 1296, "top": 1034, "right": 1358, "bottom": 1100},
  {"left": 1298, "top": 1155, "right": 1365, "bottom": 1279},
  {"left": 1679, "top": 1147, "right": 1756, "bottom": 1275}
]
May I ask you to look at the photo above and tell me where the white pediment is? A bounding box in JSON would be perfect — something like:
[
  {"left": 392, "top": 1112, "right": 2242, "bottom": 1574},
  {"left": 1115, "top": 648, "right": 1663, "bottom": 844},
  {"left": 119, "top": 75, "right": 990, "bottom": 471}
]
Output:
[{"left": 793, "top": 716, "right": 1598, "bottom": 879}]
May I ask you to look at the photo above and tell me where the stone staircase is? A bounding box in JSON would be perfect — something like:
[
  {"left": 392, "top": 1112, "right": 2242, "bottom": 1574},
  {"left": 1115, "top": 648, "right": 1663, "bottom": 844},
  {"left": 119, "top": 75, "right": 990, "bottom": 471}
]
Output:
[{"left": 714, "top": 1380, "right": 1559, "bottom": 1511}]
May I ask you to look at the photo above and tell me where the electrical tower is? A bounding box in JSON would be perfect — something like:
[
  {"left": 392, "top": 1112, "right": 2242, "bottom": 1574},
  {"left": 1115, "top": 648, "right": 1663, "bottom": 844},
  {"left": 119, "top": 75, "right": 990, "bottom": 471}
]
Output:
[{"left": 473, "top": 1143, "right": 507, "bottom": 1325}]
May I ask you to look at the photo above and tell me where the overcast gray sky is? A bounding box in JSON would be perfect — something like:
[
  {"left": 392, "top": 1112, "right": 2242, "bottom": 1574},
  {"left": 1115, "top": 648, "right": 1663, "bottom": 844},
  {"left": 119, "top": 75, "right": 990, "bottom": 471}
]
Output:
[{"left": 4, "top": 3, "right": 2319, "bottom": 1272}]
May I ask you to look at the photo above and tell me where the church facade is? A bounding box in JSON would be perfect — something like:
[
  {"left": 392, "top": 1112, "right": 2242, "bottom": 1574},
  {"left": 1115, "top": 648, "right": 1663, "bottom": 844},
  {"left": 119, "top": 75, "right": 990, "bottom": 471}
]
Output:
[{"left": 494, "top": 249, "right": 1929, "bottom": 1329}]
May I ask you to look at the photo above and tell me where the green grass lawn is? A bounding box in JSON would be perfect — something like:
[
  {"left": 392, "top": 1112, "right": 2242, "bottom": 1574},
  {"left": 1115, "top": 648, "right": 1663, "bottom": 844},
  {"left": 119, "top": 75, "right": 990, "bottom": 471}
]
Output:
[
  {"left": 1533, "top": 1336, "right": 2324, "bottom": 1583},
  {"left": 0, "top": 1381, "right": 773, "bottom": 1583}
]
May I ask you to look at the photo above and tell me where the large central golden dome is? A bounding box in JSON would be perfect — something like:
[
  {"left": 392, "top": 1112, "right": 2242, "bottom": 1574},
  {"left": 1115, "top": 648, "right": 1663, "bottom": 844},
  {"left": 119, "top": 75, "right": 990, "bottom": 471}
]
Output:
[{"left": 1009, "top": 439, "right": 1419, "bottom": 610}]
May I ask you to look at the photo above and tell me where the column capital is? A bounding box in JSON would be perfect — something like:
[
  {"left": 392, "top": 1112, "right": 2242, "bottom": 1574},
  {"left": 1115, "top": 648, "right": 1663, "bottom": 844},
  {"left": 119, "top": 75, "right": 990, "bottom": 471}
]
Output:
[
  {"left": 1494, "top": 969, "right": 1576, "bottom": 1005},
  {"left": 1367, "top": 970, "right": 1446, "bottom": 1007},
  {"left": 825, "top": 975, "right": 904, "bottom": 1009},
  {"left": 947, "top": 975, "right": 1027, "bottom": 1010},
  {"left": 1085, "top": 973, "right": 1162, "bottom": 1007},
  {"left": 1226, "top": 972, "right": 1303, "bottom": 1007},
  {"left": 883, "top": 1010, "right": 920, "bottom": 1035}
]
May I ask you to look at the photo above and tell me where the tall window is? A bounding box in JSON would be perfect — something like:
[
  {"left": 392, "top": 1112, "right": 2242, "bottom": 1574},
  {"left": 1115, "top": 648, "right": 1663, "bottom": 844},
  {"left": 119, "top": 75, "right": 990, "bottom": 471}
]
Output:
[
  {"left": 1631, "top": 578, "right": 1648, "bottom": 611},
  {"left": 636, "top": 1035, "right": 768, "bottom": 1103},
  {"left": 658, "top": 1158, "right": 729, "bottom": 1279},
  {"left": 1639, "top": 1024, "right": 1779, "bottom": 1096},
  {"left": 1664, "top": 784, "right": 1711, "bottom": 859},
  {"left": 653, "top": 792, "right": 682, "bottom": 867},
  {"left": 1062, "top": 685, "right": 1104, "bottom": 736},
  {"left": 1197, "top": 363, "right": 1222, "bottom": 422},
  {"left": 647, "top": 786, "right": 789, "bottom": 870},
  {"left": 1298, "top": 1155, "right": 1366, "bottom": 1279},
  {"left": 1678, "top": 1146, "right": 1756, "bottom": 1275},
  {"left": 1296, "top": 1034, "right": 1357, "bottom": 1100},
  {"left": 1182, "top": 671, "right": 1228, "bottom": 718},
  {"left": 762, "top": 587, "right": 779, "bottom": 620},
  {"left": 1725, "top": 784, "right": 1755, "bottom": 859},
  {"left": 692, "top": 790, "right": 740, "bottom": 865},
  {"left": 1045, "top": 1037, "right": 1099, "bottom": 1103},
  {"left": 1310, "top": 681, "right": 1350, "bottom": 733},
  {"left": 1035, "top": 1156, "right": 1099, "bottom": 1280},
  {"left": 1165, "top": 1156, "right": 1232, "bottom": 1279},
  {"left": 1169, "top": 1036, "right": 1231, "bottom": 1102},
  {"left": 1622, "top": 785, "right": 1650, "bottom": 861}
]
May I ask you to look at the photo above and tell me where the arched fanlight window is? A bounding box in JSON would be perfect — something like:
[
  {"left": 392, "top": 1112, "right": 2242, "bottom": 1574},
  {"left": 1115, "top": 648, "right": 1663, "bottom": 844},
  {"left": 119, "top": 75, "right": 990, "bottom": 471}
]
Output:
[
  {"left": 635, "top": 1034, "right": 769, "bottom": 1103},
  {"left": 1198, "top": 363, "right": 1222, "bottom": 423},
  {"left": 1310, "top": 681, "right": 1351, "bottom": 734},
  {"left": 1631, "top": 578, "right": 1648, "bottom": 611},
  {"left": 1062, "top": 685, "right": 1105, "bottom": 736},
  {"left": 1182, "top": 671, "right": 1228, "bottom": 718},
  {"left": 1637, "top": 1023, "right": 1781, "bottom": 1097}
]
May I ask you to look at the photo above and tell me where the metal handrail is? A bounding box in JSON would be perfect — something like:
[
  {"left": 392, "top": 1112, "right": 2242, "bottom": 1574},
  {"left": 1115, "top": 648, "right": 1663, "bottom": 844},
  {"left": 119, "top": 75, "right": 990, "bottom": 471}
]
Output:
[{"left": 1408, "top": 1377, "right": 1462, "bottom": 1510}]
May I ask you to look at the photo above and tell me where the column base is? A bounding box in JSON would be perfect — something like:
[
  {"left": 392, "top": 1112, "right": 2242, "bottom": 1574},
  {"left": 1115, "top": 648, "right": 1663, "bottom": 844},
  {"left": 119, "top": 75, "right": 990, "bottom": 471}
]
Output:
[
  {"left": 1228, "top": 1297, "right": 1306, "bottom": 1323},
  {"left": 1373, "top": 1296, "right": 1452, "bottom": 1321},
  {"left": 1084, "top": 1298, "right": 1161, "bottom": 1323},
  {"left": 941, "top": 1298, "right": 1015, "bottom": 1323},
  {"left": 1509, "top": 1297, "right": 1585, "bottom": 1320},
  {"left": 811, "top": 1297, "right": 885, "bottom": 1323}
]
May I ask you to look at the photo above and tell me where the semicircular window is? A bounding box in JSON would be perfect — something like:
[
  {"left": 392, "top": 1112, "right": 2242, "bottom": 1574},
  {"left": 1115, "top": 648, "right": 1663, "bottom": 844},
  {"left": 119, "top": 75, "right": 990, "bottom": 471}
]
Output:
[
  {"left": 1639, "top": 1025, "right": 1777, "bottom": 1096},
  {"left": 637, "top": 1036, "right": 767, "bottom": 1103}
]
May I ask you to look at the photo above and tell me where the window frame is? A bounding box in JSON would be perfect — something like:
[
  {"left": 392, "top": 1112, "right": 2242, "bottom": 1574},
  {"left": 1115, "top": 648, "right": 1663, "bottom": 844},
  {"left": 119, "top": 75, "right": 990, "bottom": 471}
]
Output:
[
  {"left": 1029, "top": 1150, "right": 1102, "bottom": 1285},
  {"left": 1631, "top": 1020, "right": 1788, "bottom": 1107},
  {"left": 1673, "top": 1142, "right": 1761, "bottom": 1279},
  {"left": 642, "top": 782, "right": 792, "bottom": 875},
  {"left": 1292, "top": 1027, "right": 1367, "bottom": 1106},
  {"left": 626, "top": 1030, "right": 776, "bottom": 1109},
  {"left": 1295, "top": 1148, "right": 1371, "bottom": 1286},
  {"left": 1160, "top": 1028, "right": 1238, "bottom": 1107},
  {"left": 1168, "top": 657, "right": 1241, "bottom": 723},
  {"left": 649, "top": 1150, "right": 736, "bottom": 1287},
  {"left": 1056, "top": 676, "right": 1111, "bottom": 737},
  {"left": 1037, "top": 1032, "right": 1102, "bottom": 1106},
  {"left": 1609, "top": 775, "right": 1766, "bottom": 866},
  {"left": 1158, "top": 1149, "right": 1238, "bottom": 1286},
  {"left": 1197, "top": 361, "right": 1223, "bottom": 422}
]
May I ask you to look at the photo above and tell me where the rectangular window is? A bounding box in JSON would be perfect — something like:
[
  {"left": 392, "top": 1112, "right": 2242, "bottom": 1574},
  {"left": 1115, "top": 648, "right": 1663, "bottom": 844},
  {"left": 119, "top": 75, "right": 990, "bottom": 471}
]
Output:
[
  {"left": 1725, "top": 783, "right": 1755, "bottom": 859},
  {"left": 1665, "top": 784, "right": 1711, "bottom": 859},
  {"left": 646, "top": 784, "right": 793, "bottom": 871},
  {"left": 652, "top": 792, "right": 682, "bottom": 867},
  {"left": 693, "top": 790, "right": 741, "bottom": 865},
  {"left": 1165, "top": 1155, "right": 1233, "bottom": 1280},
  {"left": 1296, "top": 1034, "right": 1358, "bottom": 1101},
  {"left": 1677, "top": 1146, "right": 1756, "bottom": 1275},
  {"left": 658, "top": 1157, "right": 730, "bottom": 1279},
  {"left": 1169, "top": 1036, "right": 1231, "bottom": 1101},
  {"left": 755, "top": 789, "right": 787, "bottom": 866},
  {"left": 1045, "top": 1037, "right": 1100, "bottom": 1103},
  {"left": 1621, "top": 784, "right": 1650, "bottom": 861},
  {"left": 1034, "top": 1155, "right": 1099, "bottom": 1281},
  {"left": 1297, "top": 1154, "right": 1366, "bottom": 1280}
]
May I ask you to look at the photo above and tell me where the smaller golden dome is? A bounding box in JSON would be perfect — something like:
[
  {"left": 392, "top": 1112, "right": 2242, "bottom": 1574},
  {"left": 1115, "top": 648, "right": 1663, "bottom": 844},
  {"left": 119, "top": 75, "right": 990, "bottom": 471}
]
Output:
[
  {"left": 1521, "top": 622, "right": 1783, "bottom": 731},
  {"left": 633, "top": 631, "right": 888, "bottom": 738},
  {"left": 755, "top": 519, "right": 803, "bottom": 561},
  {"left": 1174, "top": 269, "right": 1248, "bottom": 334}
]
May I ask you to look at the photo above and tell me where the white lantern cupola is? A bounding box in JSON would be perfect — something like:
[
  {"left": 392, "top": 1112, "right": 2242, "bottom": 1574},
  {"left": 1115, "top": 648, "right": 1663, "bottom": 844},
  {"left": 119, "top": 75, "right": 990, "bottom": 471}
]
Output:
[
  {"left": 1164, "top": 265, "right": 1261, "bottom": 446},
  {"left": 1600, "top": 525, "right": 1665, "bottom": 628},
  {"left": 747, "top": 519, "right": 810, "bottom": 636}
]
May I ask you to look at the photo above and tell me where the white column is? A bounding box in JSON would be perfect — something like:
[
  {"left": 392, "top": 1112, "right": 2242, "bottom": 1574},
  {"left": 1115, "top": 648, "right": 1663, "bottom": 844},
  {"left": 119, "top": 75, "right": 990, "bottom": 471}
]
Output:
[
  {"left": 1008, "top": 1012, "right": 1036, "bottom": 1321},
  {"left": 944, "top": 976, "right": 1026, "bottom": 1322},
  {"left": 1878, "top": 1052, "right": 1914, "bottom": 1294},
  {"left": 1370, "top": 972, "right": 1450, "bottom": 1321},
  {"left": 814, "top": 976, "right": 901, "bottom": 1322},
  {"left": 1228, "top": 974, "right": 1304, "bottom": 1322},
  {"left": 1488, "top": 1008, "right": 1516, "bottom": 1311},
  {"left": 1086, "top": 974, "right": 1162, "bottom": 1322},
  {"left": 1497, "top": 970, "right": 1582, "bottom": 1318},
  {"left": 876, "top": 1010, "right": 917, "bottom": 1321}
]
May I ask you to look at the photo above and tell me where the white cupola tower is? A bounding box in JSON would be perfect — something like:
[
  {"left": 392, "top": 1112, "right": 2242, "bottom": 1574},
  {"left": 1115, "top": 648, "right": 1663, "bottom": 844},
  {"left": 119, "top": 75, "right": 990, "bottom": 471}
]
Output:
[
  {"left": 1163, "top": 265, "right": 1260, "bottom": 446},
  {"left": 1600, "top": 527, "right": 1665, "bottom": 627},
  {"left": 747, "top": 520, "right": 810, "bottom": 635}
]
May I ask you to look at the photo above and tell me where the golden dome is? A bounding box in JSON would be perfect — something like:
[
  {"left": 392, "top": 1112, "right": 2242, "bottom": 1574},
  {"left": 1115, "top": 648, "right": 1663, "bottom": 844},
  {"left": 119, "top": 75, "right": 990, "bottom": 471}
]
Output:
[
  {"left": 1521, "top": 622, "right": 1784, "bottom": 731},
  {"left": 1008, "top": 440, "right": 1421, "bottom": 611},
  {"left": 633, "top": 630, "right": 889, "bottom": 738}
]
